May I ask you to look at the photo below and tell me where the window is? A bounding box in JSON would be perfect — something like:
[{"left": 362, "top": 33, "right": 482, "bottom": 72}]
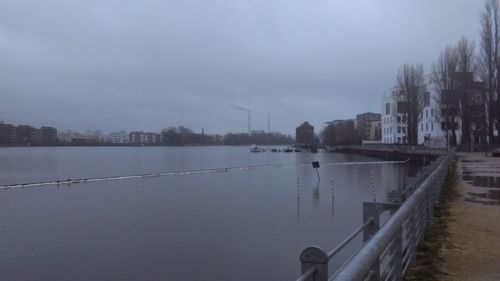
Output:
[
  {"left": 424, "top": 92, "right": 430, "bottom": 106},
  {"left": 426, "top": 123, "right": 428, "bottom": 131},
  {"left": 397, "top": 102, "right": 408, "bottom": 113},
  {"left": 431, "top": 109, "right": 434, "bottom": 117},
  {"left": 397, "top": 127, "right": 401, "bottom": 133},
  {"left": 431, "top": 123, "right": 433, "bottom": 130},
  {"left": 421, "top": 123, "right": 423, "bottom": 131},
  {"left": 426, "top": 110, "right": 428, "bottom": 118},
  {"left": 397, "top": 116, "right": 401, "bottom": 123},
  {"left": 402, "top": 127, "right": 406, "bottom": 133},
  {"left": 385, "top": 103, "right": 390, "bottom": 114}
]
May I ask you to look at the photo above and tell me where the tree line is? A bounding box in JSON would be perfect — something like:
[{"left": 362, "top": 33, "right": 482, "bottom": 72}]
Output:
[{"left": 160, "top": 126, "right": 294, "bottom": 146}]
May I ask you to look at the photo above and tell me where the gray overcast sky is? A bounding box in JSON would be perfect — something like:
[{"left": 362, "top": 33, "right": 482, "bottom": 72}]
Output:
[{"left": 0, "top": 0, "right": 484, "bottom": 135}]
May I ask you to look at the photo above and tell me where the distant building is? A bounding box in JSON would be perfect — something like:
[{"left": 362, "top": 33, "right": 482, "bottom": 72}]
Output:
[
  {"left": 356, "top": 112, "right": 381, "bottom": 141},
  {"left": 33, "top": 129, "right": 43, "bottom": 144},
  {"left": 103, "top": 131, "right": 129, "bottom": 144},
  {"left": 57, "top": 130, "right": 101, "bottom": 144},
  {"left": 323, "top": 119, "right": 358, "bottom": 146},
  {"left": 57, "top": 130, "right": 73, "bottom": 143},
  {"left": 16, "top": 125, "right": 36, "bottom": 144},
  {"left": 129, "top": 131, "right": 160, "bottom": 145},
  {"left": 0, "top": 123, "right": 17, "bottom": 144},
  {"left": 41, "top": 127, "right": 57, "bottom": 144},
  {"left": 296, "top": 122, "right": 315, "bottom": 147},
  {"left": 144, "top": 132, "right": 160, "bottom": 144},
  {"left": 369, "top": 120, "right": 381, "bottom": 141}
]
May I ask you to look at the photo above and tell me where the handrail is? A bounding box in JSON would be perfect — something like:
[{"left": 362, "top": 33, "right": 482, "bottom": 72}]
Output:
[
  {"left": 295, "top": 267, "right": 317, "bottom": 281},
  {"left": 327, "top": 217, "right": 374, "bottom": 259},
  {"left": 331, "top": 153, "right": 451, "bottom": 281}
]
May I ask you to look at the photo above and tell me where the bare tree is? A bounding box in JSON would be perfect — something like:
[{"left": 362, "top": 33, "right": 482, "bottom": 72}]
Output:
[
  {"left": 455, "top": 37, "right": 476, "bottom": 145},
  {"left": 432, "top": 46, "right": 459, "bottom": 147},
  {"left": 479, "top": 0, "right": 500, "bottom": 147},
  {"left": 397, "top": 64, "right": 425, "bottom": 146}
]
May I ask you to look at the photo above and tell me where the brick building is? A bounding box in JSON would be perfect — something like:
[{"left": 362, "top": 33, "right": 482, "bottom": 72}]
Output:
[{"left": 295, "top": 122, "right": 315, "bottom": 147}]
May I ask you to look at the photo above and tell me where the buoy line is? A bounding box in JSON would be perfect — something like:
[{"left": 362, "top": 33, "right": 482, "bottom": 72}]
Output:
[{"left": 0, "top": 159, "right": 408, "bottom": 191}]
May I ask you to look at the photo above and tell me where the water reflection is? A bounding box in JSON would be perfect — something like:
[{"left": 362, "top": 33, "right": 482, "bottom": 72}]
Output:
[
  {"left": 313, "top": 183, "right": 320, "bottom": 202},
  {"left": 296, "top": 177, "right": 301, "bottom": 221}
]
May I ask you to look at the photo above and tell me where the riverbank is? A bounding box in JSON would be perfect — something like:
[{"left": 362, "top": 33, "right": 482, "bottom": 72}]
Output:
[
  {"left": 332, "top": 145, "right": 446, "bottom": 164},
  {"left": 404, "top": 157, "right": 459, "bottom": 281},
  {"left": 439, "top": 153, "right": 500, "bottom": 281}
]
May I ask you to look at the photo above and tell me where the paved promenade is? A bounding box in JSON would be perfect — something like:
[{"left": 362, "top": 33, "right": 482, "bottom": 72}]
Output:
[{"left": 441, "top": 152, "right": 500, "bottom": 281}]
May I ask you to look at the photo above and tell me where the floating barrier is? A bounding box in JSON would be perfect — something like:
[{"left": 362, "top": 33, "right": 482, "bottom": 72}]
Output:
[{"left": 0, "top": 159, "right": 408, "bottom": 191}]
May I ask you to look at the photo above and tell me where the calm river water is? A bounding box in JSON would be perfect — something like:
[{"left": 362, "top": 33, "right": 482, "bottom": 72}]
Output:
[{"left": 0, "top": 146, "right": 410, "bottom": 281}]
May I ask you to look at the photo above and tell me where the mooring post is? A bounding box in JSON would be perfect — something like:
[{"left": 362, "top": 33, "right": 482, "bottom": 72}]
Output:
[{"left": 300, "top": 246, "right": 328, "bottom": 281}]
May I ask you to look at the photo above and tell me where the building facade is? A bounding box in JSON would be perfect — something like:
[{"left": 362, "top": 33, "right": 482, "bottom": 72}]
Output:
[
  {"left": 382, "top": 89, "right": 407, "bottom": 145},
  {"left": 129, "top": 131, "right": 161, "bottom": 145},
  {"left": 356, "top": 112, "right": 381, "bottom": 141},
  {"left": 296, "top": 122, "right": 315, "bottom": 147},
  {"left": 103, "top": 131, "right": 129, "bottom": 144},
  {"left": 16, "top": 125, "right": 38, "bottom": 144},
  {"left": 323, "top": 119, "right": 357, "bottom": 146},
  {"left": 41, "top": 127, "right": 57, "bottom": 144},
  {"left": 382, "top": 79, "right": 446, "bottom": 147},
  {"left": 418, "top": 90, "right": 446, "bottom": 147},
  {"left": 0, "top": 123, "right": 17, "bottom": 144}
]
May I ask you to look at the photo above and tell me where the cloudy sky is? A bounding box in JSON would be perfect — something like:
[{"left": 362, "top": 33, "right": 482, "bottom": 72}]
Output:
[{"left": 0, "top": 0, "right": 484, "bottom": 135}]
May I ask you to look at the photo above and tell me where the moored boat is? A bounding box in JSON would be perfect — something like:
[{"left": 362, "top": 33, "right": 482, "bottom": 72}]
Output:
[{"left": 250, "top": 147, "right": 261, "bottom": 153}]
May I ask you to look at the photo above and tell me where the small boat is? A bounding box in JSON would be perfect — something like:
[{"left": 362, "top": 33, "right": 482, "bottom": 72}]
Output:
[
  {"left": 271, "top": 148, "right": 278, "bottom": 152},
  {"left": 284, "top": 147, "right": 293, "bottom": 153},
  {"left": 310, "top": 147, "right": 318, "bottom": 153},
  {"left": 250, "top": 147, "right": 261, "bottom": 153},
  {"left": 294, "top": 149, "right": 301, "bottom": 152}
]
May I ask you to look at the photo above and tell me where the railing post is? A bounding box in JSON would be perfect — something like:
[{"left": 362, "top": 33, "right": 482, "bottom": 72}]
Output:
[
  {"left": 393, "top": 228, "right": 403, "bottom": 280},
  {"left": 363, "top": 202, "right": 380, "bottom": 281},
  {"left": 300, "top": 246, "right": 328, "bottom": 281}
]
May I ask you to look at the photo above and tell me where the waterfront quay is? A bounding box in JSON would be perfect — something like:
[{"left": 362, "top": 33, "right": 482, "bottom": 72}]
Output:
[{"left": 440, "top": 152, "right": 500, "bottom": 281}]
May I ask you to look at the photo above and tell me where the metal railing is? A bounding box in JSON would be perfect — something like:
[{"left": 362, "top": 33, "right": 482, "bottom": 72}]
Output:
[
  {"left": 332, "top": 145, "right": 450, "bottom": 156},
  {"left": 295, "top": 151, "right": 453, "bottom": 281}
]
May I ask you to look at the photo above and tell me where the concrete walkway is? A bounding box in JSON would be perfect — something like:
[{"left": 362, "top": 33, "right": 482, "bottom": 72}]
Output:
[{"left": 441, "top": 152, "right": 500, "bottom": 281}]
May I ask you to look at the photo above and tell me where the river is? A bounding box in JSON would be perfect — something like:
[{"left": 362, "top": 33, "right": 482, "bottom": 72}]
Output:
[{"left": 0, "top": 146, "right": 410, "bottom": 281}]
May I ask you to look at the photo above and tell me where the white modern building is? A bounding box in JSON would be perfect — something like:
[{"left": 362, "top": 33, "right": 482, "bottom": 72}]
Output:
[
  {"left": 381, "top": 79, "right": 446, "bottom": 147},
  {"left": 382, "top": 87, "right": 407, "bottom": 144},
  {"left": 417, "top": 85, "right": 446, "bottom": 147}
]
